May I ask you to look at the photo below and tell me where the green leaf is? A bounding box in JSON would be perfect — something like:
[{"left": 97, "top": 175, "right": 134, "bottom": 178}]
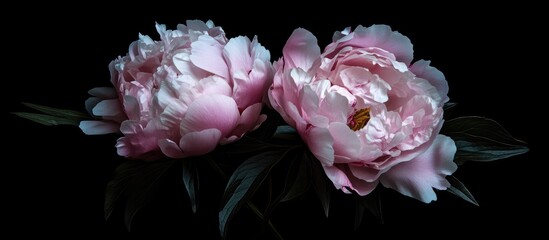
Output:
[
  {"left": 219, "top": 148, "right": 291, "bottom": 238},
  {"left": 22, "top": 102, "right": 89, "bottom": 119},
  {"left": 441, "top": 116, "right": 529, "bottom": 164},
  {"left": 182, "top": 158, "right": 199, "bottom": 213},
  {"left": 443, "top": 102, "right": 457, "bottom": 118},
  {"left": 217, "top": 136, "right": 280, "bottom": 155},
  {"left": 446, "top": 175, "right": 479, "bottom": 206},
  {"left": 104, "top": 159, "right": 176, "bottom": 231},
  {"left": 443, "top": 102, "right": 457, "bottom": 110},
  {"left": 281, "top": 150, "right": 310, "bottom": 202},
  {"left": 12, "top": 112, "right": 80, "bottom": 126},
  {"left": 355, "top": 189, "right": 383, "bottom": 229},
  {"left": 307, "top": 151, "right": 331, "bottom": 218},
  {"left": 271, "top": 126, "right": 302, "bottom": 145}
]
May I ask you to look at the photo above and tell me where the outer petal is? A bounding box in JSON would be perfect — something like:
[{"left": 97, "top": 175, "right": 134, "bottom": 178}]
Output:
[
  {"left": 328, "top": 24, "right": 414, "bottom": 65},
  {"left": 322, "top": 165, "right": 377, "bottom": 195},
  {"left": 158, "top": 138, "right": 185, "bottom": 158},
  {"left": 228, "top": 103, "right": 263, "bottom": 138},
  {"left": 232, "top": 60, "right": 265, "bottom": 109},
  {"left": 305, "top": 127, "right": 335, "bottom": 166},
  {"left": 179, "top": 94, "right": 239, "bottom": 136},
  {"left": 223, "top": 36, "right": 252, "bottom": 75},
  {"left": 283, "top": 28, "right": 321, "bottom": 71},
  {"left": 79, "top": 120, "right": 119, "bottom": 135},
  {"left": 92, "top": 99, "right": 123, "bottom": 117},
  {"left": 409, "top": 60, "right": 449, "bottom": 103},
  {"left": 379, "top": 135, "right": 457, "bottom": 203},
  {"left": 322, "top": 166, "right": 352, "bottom": 193},
  {"left": 179, "top": 128, "right": 223, "bottom": 157},
  {"left": 190, "top": 35, "right": 229, "bottom": 78}
]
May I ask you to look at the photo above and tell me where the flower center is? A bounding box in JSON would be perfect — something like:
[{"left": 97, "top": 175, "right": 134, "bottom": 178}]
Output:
[{"left": 348, "top": 108, "right": 370, "bottom": 131}]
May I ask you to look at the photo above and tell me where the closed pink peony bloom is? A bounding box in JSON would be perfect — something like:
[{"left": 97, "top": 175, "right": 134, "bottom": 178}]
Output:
[
  {"left": 80, "top": 20, "right": 273, "bottom": 160},
  {"left": 268, "top": 25, "right": 457, "bottom": 203}
]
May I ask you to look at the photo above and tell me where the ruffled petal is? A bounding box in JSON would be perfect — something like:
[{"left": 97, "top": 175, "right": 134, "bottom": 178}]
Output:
[
  {"left": 380, "top": 135, "right": 457, "bottom": 203},
  {"left": 190, "top": 35, "right": 229, "bottom": 78},
  {"left": 410, "top": 60, "right": 449, "bottom": 104},
  {"left": 283, "top": 28, "right": 321, "bottom": 71},
  {"left": 223, "top": 36, "right": 252, "bottom": 75}
]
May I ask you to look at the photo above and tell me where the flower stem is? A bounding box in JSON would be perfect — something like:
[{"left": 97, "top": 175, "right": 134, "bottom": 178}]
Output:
[
  {"left": 246, "top": 200, "right": 284, "bottom": 240},
  {"left": 206, "top": 155, "right": 283, "bottom": 239}
]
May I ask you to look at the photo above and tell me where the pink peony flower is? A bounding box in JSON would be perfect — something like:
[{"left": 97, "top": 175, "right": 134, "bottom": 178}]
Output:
[
  {"left": 268, "top": 25, "right": 457, "bottom": 203},
  {"left": 80, "top": 20, "right": 273, "bottom": 160}
]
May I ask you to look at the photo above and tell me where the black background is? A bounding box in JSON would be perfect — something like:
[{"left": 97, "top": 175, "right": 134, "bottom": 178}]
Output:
[{"left": 5, "top": 4, "right": 541, "bottom": 238}]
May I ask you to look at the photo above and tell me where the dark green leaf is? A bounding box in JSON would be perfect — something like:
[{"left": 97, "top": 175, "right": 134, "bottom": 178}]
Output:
[
  {"left": 217, "top": 136, "right": 280, "bottom": 155},
  {"left": 104, "top": 159, "right": 176, "bottom": 231},
  {"left": 261, "top": 146, "right": 308, "bottom": 224},
  {"left": 182, "top": 158, "right": 199, "bottom": 213},
  {"left": 355, "top": 189, "right": 383, "bottom": 229},
  {"left": 274, "top": 125, "right": 296, "bottom": 135},
  {"left": 446, "top": 175, "right": 479, "bottom": 206},
  {"left": 443, "top": 102, "right": 457, "bottom": 111},
  {"left": 12, "top": 112, "right": 80, "bottom": 126},
  {"left": 22, "top": 102, "right": 89, "bottom": 119},
  {"left": 453, "top": 140, "right": 529, "bottom": 164},
  {"left": 307, "top": 151, "right": 331, "bottom": 218},
  {"left": 281, "top": 150, "right": 310, "bottom": 202},
  {"left": 441, "top": 116, "right": 529, "bottom": 164},
  {"left": 271, "top": 127, "right": 302, "bottom": 145},
  {"left": 219, "top": 148, "right": 291, "bottom": 238},
  {"left": 443, "top": 102, "right": 457, "bottom": 118}
]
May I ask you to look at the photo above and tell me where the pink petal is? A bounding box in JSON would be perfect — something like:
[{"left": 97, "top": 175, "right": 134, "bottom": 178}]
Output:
[
  {"left": 299, "top": 85, "right": 320, "bottom": 122},
  {"left": 306, "top": 127, "right": 335, "bottom": 166},
  {"left": 319, "top": 91, "right": 351, "bottom": 123},
  {"left": 251, "top": 36, "right": 271, "bottom": 62},
  {"left": 328, "top": 122, "right": 361, "bottom": 161},
  {"left": 159, "top": 100, "right": 187, "bottom": 129},
  {"left": 123, "top": 95, "right": 140, "bottom": 121},
  {"left": 196, "top": 75, "right": 232, "bottom": 97},
  {"left": 410, "top": 60, "right": 449, "bottom": 103},
  {"left": 119, "top": 120, "right": 141, "bottom": 134},
  {"left": 190, "top": 35, "right": 229, "bottom": 78},
  {"left": 229, "top": 103, "right": 263, "bottom": 138},
  {"left": 115, "top": 137, "right": 130, "bottom": 157},
  {"left": 330, "top": 25, "right": 414, "bottom": 65},
  {"left": 158, "top": 138, "right": 185, "bottom": 158},
  {"left": 232, "top": 59, "right": 270, "bottom": 109},
  {"left": 79, "top": 120, "right": 119, "bottom": 135},
  {"left": 223, "top": 36, "right": 252, "bottom": 76},
  {"left": 92, "top": 99, "right": 122, "bottom": 117},
  {"left": 380, "top": 135, "right": 457, "bottom": 203},
  {"left": 85, "top": 97, "right": 101, "bottom": 116},
  {"left": 180, "top": 94, "right": 239, "bottom": 137},
  {"left": 345, "top": 167, "right": 378, "bottom": 195},
  {"left": 179, "top": 128, "right": 223, "bottom": 156},
  {"left": 283, "top": 28, "right": 321, "bottom": 71},
  {"left": 323, "top": 166, "right": 352, "bottom": 192},
  {"left": 349, "top": 165, "right": 382, "bottom": 182}
]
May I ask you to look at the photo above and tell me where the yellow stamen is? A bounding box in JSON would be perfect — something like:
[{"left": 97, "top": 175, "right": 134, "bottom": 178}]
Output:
[{"left": 349, "top": 108, "right": 370, "bottom": 131}]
